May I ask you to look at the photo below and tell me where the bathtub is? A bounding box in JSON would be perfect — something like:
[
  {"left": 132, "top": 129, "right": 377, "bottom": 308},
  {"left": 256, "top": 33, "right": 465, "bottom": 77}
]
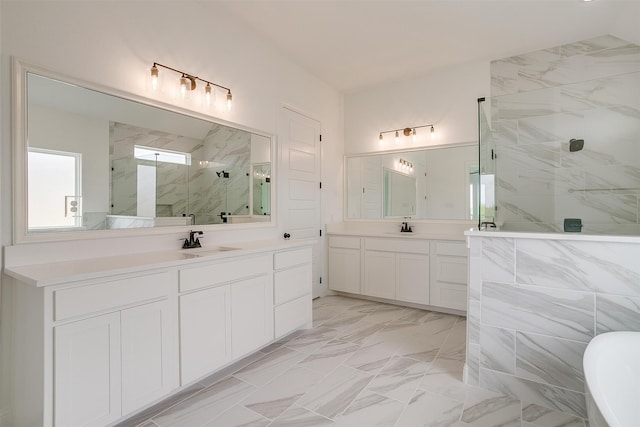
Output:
[{"left": 583, "top": 331, "right": 640, "bottom": 427}]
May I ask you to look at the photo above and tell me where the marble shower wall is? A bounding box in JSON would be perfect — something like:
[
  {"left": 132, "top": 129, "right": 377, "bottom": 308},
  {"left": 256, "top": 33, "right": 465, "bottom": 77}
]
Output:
[
  {"left": 109, "top": 122, "right": 250, "bottom": 225},
  {"left": 193, "top": 125, "right": 250, "bottom": 224},
  {"left": 487, "top": 35, "right": 640, "bottom": 234},
  {"left": 466, "top": 234, "right": 640, "bottom": 420}
]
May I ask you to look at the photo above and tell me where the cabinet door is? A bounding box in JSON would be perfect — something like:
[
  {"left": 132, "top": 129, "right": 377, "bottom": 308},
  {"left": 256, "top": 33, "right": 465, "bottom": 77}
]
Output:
[
  {"left": 431, "top": 255, "right": 468, "bottom": 311},
  {"left": 396, "top": 253, "right": 429, "bottom": 304},
  {"left": 54, "top": 313, "right": 121, "bottom": 427},
  {"left": 231, "top": 275, "right": 272, "bottom": 358},
  {"left": 328, "top": 248, "right": 361, "bottom": 294},
  {"left": 121, "top": 300, "right": 177, "bottom": 414},
  {"left": 180, "top": 286, "right": 231, "bottom": 385},
  {"left": 363, "top": 251, "right": 396, "bottom": 299}
]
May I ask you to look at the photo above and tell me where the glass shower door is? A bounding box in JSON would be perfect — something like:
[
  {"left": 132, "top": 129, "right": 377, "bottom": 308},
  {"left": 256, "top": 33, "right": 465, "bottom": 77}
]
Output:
[{"left": 478, "top": 98, "right": 496, "bottom": 227}]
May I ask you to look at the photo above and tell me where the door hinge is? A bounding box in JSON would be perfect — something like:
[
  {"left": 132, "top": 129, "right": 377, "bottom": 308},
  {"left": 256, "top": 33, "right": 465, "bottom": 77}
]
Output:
[
  {"left": 319, "top": 277, "right": 322, "bottom": 284},
  {"left": 319, "top": 182, "right": 322, "bottom": 189},
  {"left": 319, "top": 229, "right": 322, "bottom": 237},
  {"left": 320, "top": 134, "right": 322, "bottom": 142},
  {"left": 491, "top": 149, "right": 496, "bottom": 160}
]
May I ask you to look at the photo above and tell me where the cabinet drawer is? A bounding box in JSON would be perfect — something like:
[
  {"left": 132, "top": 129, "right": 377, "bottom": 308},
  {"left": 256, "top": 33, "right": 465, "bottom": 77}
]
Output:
[
  {"left": 179, "top": 255, "right": 271, "bottom": 292},
  {"left": 434, "top": 241, "right": 467, "bottom": 257},
  {"left": 274, "top": 295, "right": 311, "bottom": 338},
  {"left": 274, "top": 247, "right": 312, "bottom": 270},
  {"left": 366, "top": 238, "right": 429, "bottom": 254},
  {"left": 329, "top": 236, "right": 361, "bottom": 250},
  {"left": 274, "top": 264, "right": 311, "bottom": 305},
  {"left": 54, "top": 271, "right": 172, "bottom": 321}
]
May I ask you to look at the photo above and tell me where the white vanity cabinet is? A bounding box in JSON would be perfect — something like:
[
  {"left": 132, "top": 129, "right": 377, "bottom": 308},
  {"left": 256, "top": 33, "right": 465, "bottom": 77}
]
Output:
[
  {"left": 363, "top": 238, "right": 430, "bottom": 304},
  {"left": 178, "top": 286, "right": 231, "bottom": 385},
  {"left": 328, "top": 233, "right": 468, "bottom": 313},
  {"left": 273, "top": 247, "right": 312, "bottom": 338},
  {"left": 178, "top": 254, "right": 272, "bottom": 384},
  {"left": 328, "top": 236, "right": 361, "bottom": 294},
  {"left": 53, "top": 271, "right": 178, "bottom": 427},
  {"left": 4, "top": 241, "right": 314, "bottom": 427},
  {"left": 429, "top": 240, "right": 468, "bottom": 311}
]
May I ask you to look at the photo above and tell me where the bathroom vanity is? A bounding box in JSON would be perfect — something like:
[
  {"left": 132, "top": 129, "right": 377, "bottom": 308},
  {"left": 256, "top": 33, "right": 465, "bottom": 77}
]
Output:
[
  {"left": 328, "top": 228, "right": 468, "bottom": 313},
  {"left": 3, "top": 239, "right": 313, "bottom": 427}
]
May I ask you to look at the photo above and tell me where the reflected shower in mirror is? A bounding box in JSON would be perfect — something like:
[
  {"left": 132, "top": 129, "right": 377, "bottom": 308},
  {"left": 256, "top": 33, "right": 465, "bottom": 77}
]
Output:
[
  {"left": 252, "top": 163, "right": 271, "bottom": 216},
  {"left": 346, "top": 143, "right": 477, "bottom": 220},
  {"left": 23, "top": 70, "right": 272, "bottom": 234}
]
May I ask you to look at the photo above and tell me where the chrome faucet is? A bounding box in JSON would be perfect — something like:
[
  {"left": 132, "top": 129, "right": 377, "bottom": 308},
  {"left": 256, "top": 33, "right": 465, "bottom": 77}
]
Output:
[{"left": 182, "top": 230, "right": 203, "bottom": 249}]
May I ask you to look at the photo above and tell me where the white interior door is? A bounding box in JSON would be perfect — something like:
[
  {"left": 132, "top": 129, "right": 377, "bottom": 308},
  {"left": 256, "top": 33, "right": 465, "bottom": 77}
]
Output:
[{"left": 278, "top": 107, "right": 322, "bottom": 298}]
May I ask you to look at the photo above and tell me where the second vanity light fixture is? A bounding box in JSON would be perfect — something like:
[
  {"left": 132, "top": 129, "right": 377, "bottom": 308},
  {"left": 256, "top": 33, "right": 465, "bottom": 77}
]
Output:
[
  {"left": 398, "top": 158, "right": 414, "bottom": 173},
  {"left": 379, "top": 124, "right": 435, "bottom": 143},
  {"left": 150, "top": 62, "right": 233, "bottom": 111}
]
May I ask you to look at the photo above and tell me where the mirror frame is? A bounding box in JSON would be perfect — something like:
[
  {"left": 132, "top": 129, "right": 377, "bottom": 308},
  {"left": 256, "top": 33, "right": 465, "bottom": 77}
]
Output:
[
  {"left": 343, "top": 141, "right": 477, "bottom": 222},
  {"left": 12, "top": 58, "right": 276, "bottom": 244}
]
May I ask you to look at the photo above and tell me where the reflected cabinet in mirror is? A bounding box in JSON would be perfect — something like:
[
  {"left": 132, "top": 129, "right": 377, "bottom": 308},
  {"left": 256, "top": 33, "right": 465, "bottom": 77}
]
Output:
[
  {"left": 346, "top": 143, "right": 478, "bottom": 220},
  {"left": 13, "top": 61, "right": 274, "bottom": 242}
]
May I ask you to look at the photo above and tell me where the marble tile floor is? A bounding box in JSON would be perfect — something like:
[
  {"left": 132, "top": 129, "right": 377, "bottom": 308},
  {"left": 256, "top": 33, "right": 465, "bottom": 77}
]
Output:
[{"left": 116, "top": 295, "right": 588, "bottom": 427}]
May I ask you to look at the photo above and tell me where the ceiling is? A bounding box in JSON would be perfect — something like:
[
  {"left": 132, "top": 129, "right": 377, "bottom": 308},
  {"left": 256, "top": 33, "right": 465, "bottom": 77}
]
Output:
[{"left": 213, "top": 0, "right": 638, "bottom": 94}]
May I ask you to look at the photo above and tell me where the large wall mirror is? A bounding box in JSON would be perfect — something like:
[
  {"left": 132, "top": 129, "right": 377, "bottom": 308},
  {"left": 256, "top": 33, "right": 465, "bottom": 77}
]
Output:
[
  {"left": 346, "top": 143, "right": 478, "bottom": 220},
  {"left": 13, "top": 61, "right": 275, "bottom": 243}
]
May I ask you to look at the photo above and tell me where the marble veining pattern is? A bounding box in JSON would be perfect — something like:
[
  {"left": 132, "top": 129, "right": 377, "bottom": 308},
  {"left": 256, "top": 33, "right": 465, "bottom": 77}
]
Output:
[
  {"left": 117, "top": 295, "right": 587, "bottom": 426},
  {"left": 482, "top": 281, "right": 595, "bottom": 342},
  {"left": 487, "top": 35, "right": 640, "bottom": 234},
  {"left": 466, "top": 234, "right": 640, "bottom": 421}
]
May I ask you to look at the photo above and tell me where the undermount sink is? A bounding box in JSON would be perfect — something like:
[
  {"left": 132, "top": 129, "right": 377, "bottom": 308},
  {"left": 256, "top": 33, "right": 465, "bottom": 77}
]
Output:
[
  {"left": 182, "top": 246, "right": 240, "bottom": 257},
  {"left": 583, "top": 331, "right": 640, "bottom": 427}
]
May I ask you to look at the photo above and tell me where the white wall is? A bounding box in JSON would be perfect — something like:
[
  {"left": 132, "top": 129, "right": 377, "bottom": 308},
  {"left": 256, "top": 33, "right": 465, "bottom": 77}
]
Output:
[
  {"left": 29, "top": 105, "right": 110, "bottom": 214},
  {"left": 0, "top": 1, "right": 343, "bottom": 253},
  {"left": 344, "top": 60, "right": 490, "bottom": 155},
  {"left": 612, "top": 2, "right": 640, "bottom": 46},
  {"left": 0, "top": 6, "right": 343, "bottom": 418}
]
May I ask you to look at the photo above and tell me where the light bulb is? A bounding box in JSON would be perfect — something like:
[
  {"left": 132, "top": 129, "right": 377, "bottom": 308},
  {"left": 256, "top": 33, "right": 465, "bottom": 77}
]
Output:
[
  {"left": 205, "top": 83, "right": 212, "bottom": 106},
  {"left": 395, "top": 130, "right": 399, "bottom": 144},
  {"left": 226, "top": 91, "right": 233, "bottom": 112},
  {"left": 180, "top": 75, "right": 189, "bottom": 98},
  {"left": 150, "top": 65, "right": 159, "bottom": 91}
]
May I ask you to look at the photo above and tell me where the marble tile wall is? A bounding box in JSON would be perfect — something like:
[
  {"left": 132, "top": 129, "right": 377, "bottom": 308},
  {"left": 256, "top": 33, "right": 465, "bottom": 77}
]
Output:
[
  {"left": 486, "top": 35, "right": 640, "bottom": 234},
  {"left": 466, "top": 234, "right": 640, "bottom": 419}
]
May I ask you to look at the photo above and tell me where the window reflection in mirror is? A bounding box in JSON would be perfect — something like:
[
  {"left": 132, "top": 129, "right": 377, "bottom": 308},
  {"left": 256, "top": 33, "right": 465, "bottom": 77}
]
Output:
[
  {"left": 28, "top": 148, "right": 82, "bottom": 229},
  {"left": 25, "top": 71, "right": 272, "bottom": 233},
  {"left": 346, "top": 143, "right": 477, "bottom": 220}
]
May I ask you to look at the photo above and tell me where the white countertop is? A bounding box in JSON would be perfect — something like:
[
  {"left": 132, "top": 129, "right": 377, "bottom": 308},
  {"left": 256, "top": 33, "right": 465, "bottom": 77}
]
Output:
[
  {"left": 4, "top": 239, "right": 315, "bottom": 288},
  {"left": 327, "top": 230, "right": 467, "bottom": 241}
]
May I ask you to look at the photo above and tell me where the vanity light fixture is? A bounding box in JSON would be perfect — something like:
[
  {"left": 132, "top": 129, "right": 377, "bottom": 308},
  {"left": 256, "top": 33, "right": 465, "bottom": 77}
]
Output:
[
  {"left": 399, "top": 158, "right": 414, "bottom": 173},
  {"left": 379, "top": 124, "right": 435, "bottom": 143},
  {"left": 150, "top": 62, "right": 233, "bottom": 111}
]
